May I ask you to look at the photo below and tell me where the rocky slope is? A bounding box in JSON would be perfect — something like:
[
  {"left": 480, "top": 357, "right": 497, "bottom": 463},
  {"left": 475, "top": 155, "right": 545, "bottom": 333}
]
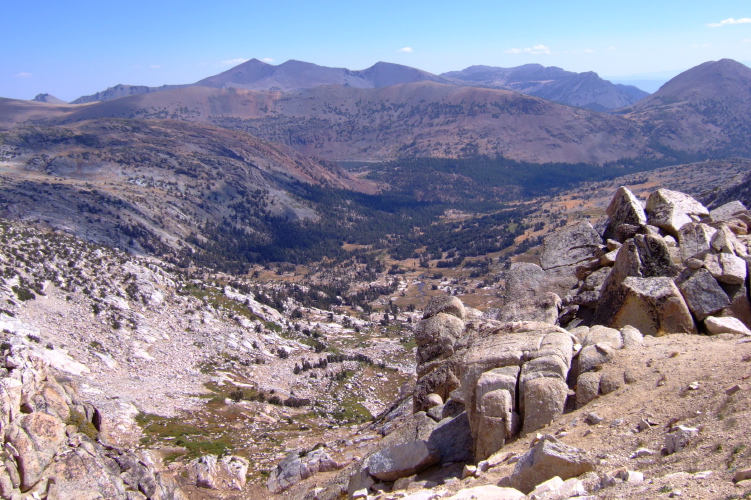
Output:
[
  {"left": 274, "top": 184, "right": 751, "bottom": 500},
  {"left": 442, "top": 64, "right": 649, "bottom": 111}
]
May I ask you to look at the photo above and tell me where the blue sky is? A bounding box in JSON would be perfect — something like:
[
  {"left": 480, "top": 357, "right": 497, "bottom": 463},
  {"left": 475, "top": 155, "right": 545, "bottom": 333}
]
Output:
[{"left": 3, "top": 0, "right": 750, "bottom": 101}]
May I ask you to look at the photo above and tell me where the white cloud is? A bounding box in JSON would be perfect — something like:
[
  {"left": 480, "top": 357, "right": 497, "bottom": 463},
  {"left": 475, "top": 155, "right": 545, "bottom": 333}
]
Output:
[
  {"left": 744, "top": 38, "right": 751, "bottom": 43},
  {"left": 261, "top": 57, "right": 274, "bottom": 63},
  {"left": 708, "top": 17, "right": 751, "bottom": 27},
  {"left": 221, "top": 58, "right": 249, "bottom": 66},
  {"left": 607, "top": 46, "right": 617, "bottom": 51},
  {"left": 505, "top": 44, "right": 551, "bottom": 55},
  {"left": 584, "top": 49, "right": 594, "bottom": 53},
  {"left": 149, "top": 64, "right": 160, "bottom": 69},
  {"left": 13, "top": 72, "right": 32, "bottom": 78},
  {"left": 690, "top": 43, "right": 711, "bottom": 48},
  {"left": 397, "top": 47, "right": 413, "bottom": 53}
]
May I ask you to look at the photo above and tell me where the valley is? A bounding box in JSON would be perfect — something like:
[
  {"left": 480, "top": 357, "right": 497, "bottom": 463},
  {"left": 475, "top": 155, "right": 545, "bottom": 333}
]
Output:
[{"left": 0, "top": 55, "right": 751, "bottom": 500}]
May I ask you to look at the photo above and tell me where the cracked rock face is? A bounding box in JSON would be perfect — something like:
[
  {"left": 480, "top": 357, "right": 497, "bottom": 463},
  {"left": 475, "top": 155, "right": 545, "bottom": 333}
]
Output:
[{"left": 414, "top": 298, "right": 574, "bottom": 461}]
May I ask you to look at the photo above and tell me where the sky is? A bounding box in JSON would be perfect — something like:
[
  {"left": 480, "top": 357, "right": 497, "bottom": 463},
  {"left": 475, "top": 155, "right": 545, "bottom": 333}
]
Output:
[{"left": 2, "top": 0, "right": 750, "bottom": 101}]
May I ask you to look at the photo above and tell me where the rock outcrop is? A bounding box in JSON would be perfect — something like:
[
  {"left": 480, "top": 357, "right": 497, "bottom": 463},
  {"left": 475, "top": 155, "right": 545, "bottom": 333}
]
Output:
[{"left": 0, "top": 345, "right": 187, "bottom": 499}]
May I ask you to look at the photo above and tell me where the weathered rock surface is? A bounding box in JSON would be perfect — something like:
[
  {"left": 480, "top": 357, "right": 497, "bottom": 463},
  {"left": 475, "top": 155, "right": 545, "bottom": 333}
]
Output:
[
  {"left": 267, "top": 448, "right": 341, "bottom": 493},
  {"left": 540, "top": 220, "right": 602, "bottom": 270},
  {"left": 704, "top": 316, "right": 751, "bottom": 335},
  {"left": 646, "top": 188, "right": 708, "bottom": 237},
  {"left": 604, "top": 187, "right": 647, "bottom": 241},
  {"left": 447, "top": 485, "right": 526, "bottom": 499},
  {"left": 610, "top": 277, "right": 696, "bottom": 336},
  {"left": 0, "top": 346, "right": 187, "bottom": 499},
  {"left": 677, "top": 269, "right": 730, "bottom": 320},
  {"left": 187, "top": 454, "right": 249, "bottom": 491},
  {"left": 366, "top": 440, "right": 440, "bottom": 481},
  {"left": 503, "top": 437, "right": 595, "bottom": 494}
]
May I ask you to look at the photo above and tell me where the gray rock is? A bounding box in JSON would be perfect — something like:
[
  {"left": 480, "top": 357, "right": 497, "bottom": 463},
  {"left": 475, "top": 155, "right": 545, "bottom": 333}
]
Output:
[
  {"left": 576, "top": 372, "right": 601, "bottom": 408},
  {"left": 677, "top": 268, "right": 730, "bottom": 321},
  {"left": 719, "top": 282, "right": 751, "bottom": 326},
  {"left": 540, "top": 220, "right": 603, "bottom": 270},
  {"left": 505, "top": 262, "right": 549, "bottom": 299},
  {"left": 604, "top": 187, "right": 647, "bottom": 241},
  {"left": 711, "top": 226, "right": 747, "bottom": 256},
  {"left": 703, "top": 253, "right": 747, "bottom": 285},
  {"left": 366, "top": 440, "right": 440, "bottom": 481},
  {"left": 678, "top": 223, "right": 716, "bottom": 261},
  {"left": 414, "top": 313, "right": 465, "bottom": 364},
  {"left": 582, "top": 325, "right": 623, "bottom": 349},
  {"left": 504, "top": 437, "right": 595, "bottom": 494},
  {"left": 599, "top": 370, "right": 623, "bottom": 395},
  {"left": 496, "top": 292, "right": 561, "bottom": 325},
  {"left": 710, "top": 201, "right": 747, "bottom": 222},
  {"left": 267, "top": 449, "right": 340, "bottom": 493},
  {"left": 620, "top": 325, "right": 644, "bottom": 349},
  {"left": 665, "top": 426, "right": 699, "bottom": 454},
  {"left": 347, "top": 466, "right": 375, "bottom": 498},
  {"left": 427, "top": 412, "right": 473, "bottom": 464},
  {"left": 646, "top": 189, "right": 708, "bottom": 237},
  {"left": 423, "top": 296, "right": 466, "bottom": 321},
  {"left": 594, "top": 234, "right": 677, "bottom": 326},
  {"left": 475, "top": 389, "right": 517, "bottom": 460},
  {"left": 578, "top": 344, "right": 615, "bottom": 374}
]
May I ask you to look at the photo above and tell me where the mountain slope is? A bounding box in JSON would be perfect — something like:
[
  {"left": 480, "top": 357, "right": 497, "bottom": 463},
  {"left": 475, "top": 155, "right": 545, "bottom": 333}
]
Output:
[
  {"left": 0, "top": 118, "right": 375, "bottom": 267},
  {"left": 47, "top": 82, "right": 650, "bottom": 164},
  {"left": 442, "top": 64, "right": 649, "bottom": 111},
  {"left": 624, "top": 59, "right": 751, "bottom": 156}
]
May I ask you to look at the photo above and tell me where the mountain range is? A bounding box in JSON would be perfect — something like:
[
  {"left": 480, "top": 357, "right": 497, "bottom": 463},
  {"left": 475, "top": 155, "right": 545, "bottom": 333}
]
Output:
[
  {"left": 441, "top": 64, "right": 648, "bottom": 111},
  {"left": 68, "top": 58, "right": 646, "bottom": 112}
]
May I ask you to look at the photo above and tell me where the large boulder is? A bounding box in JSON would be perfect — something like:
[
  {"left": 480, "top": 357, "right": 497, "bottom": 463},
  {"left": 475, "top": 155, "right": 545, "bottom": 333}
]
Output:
[
  {"left": 503, "top": 437, "right": 595, "bottom": 494},
  {"left": 710, "top": 201, "right": 747, "bottom": 222},
  {"left": 423, "top": 295, "right": 466, "bottom": 321},
  {"left": 703, "top": 253, "right": 747, "bottom": 285},
  {"left": 646, "top": 188, "right": 708, "bottom": 237},
  {"left": 267, "top": 449, "right": 340, "bottom": 494},
  {"left": 610, "top": 277, "right": 697, "bottom": 336},
  {"left": 595, "top": 234, "right": 678, "bottom": 326},
  {"left": 365, "top": 440, "right": 440, "bottom": 481},
  {"left": 678, "top": 223, "right": 716, "bottom": 261},
  {"left": 414, "top": 313, "right": 465, "bottom": 364},
  {"left": 427, "top": 412, "right": 473, "bottom": 463},
  {"left": 604, "top": 187, "right": 647, "bottom": 241},
  {"left": 677, "top": 268, "right": 731, "bottom": 321},
  {"left": 540, "top": 220, "right": 602, "bottom": 270}
]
